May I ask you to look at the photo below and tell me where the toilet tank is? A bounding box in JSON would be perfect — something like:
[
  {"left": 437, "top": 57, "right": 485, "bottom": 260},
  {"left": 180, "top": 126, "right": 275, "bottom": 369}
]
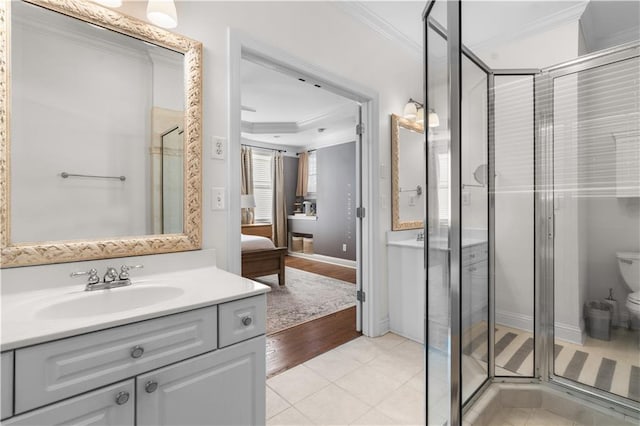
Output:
[{"left": 617, "top": 252, "right": 640, "bottom": 292}]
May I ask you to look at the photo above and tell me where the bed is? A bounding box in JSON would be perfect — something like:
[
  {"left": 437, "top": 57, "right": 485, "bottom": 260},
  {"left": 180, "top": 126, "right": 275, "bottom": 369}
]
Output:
[{"left": 241, "top": 234, "right": 287, "bottom": 286}]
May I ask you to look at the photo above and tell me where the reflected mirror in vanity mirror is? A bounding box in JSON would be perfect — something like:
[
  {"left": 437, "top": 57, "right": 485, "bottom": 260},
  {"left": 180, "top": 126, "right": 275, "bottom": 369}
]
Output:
[
  {"left": 1, "top": 0, "right": 203, "bottom": 267},
  {"left": 391, "top": 114, "right": 425, "bottom": 230}
]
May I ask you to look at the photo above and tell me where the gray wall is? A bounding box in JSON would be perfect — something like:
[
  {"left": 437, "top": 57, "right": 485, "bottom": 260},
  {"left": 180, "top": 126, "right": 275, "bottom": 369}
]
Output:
[
  {"left": 314, "top": 142, "right": 356, "bottom": 260},
  {"left": 283, "top": 156, "right": 298, "bottom": 216},
  {"left": 286, "top": 142, "right": 356, "bottom": 261}
]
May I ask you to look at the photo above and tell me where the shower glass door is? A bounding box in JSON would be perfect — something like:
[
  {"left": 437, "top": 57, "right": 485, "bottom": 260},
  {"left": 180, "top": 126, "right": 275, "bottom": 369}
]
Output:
[
  {"left": 548, "top": 46, "right": 640, "bottom": 406},
  {"left": 425, "top": 1, "right": 454, "bottom": 423}
]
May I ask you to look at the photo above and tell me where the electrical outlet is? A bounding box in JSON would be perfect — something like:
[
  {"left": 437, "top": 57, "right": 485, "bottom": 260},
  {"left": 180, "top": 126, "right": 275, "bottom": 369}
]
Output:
[
  {"left": 409, "top": 196, "right": 415, "bottom": 206},
  {"left": 212, "top": 136, "right": 225, "bottom": 160},
  {"left": 462, "top": 191, "right": 471, "bottom": 206},
  {"left": 342, "top": 243, "right": 347, "bottom": 252},
  {"left": 211, "top": 187, "right": 225, "bottom": 210}
]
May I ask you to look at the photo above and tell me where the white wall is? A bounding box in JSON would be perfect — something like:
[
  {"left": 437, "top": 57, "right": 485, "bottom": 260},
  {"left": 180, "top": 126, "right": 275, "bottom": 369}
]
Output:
[
  {"left": 494, "top": 75, "right": 534, "bottom": 332},
  {"left": 115, "top": 1, "right": 422, "bottom": 336}
]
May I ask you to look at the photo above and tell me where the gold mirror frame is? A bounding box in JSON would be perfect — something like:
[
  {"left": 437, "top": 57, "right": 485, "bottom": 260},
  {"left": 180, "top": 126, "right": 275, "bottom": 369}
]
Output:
[
  {"left": 0, "top": 0, "right": 203, "bottom": 268},
  {"left": 391, "top": 113, "right": 424, "bottom": 231}
]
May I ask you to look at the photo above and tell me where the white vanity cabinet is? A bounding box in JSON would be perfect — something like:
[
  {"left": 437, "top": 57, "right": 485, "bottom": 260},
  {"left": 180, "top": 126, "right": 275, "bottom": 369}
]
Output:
[
  {"left": 137, "top": 336, "right": 265, "bottom": 426},
  {"left": 461, "top": 243, "right": 489, "bottom": 335},
  {"left": 1, "top": 351, "right": 13, "bottom": 420},
  {"left": 2, "top": 294, "right": 267, "bottom": 426}
]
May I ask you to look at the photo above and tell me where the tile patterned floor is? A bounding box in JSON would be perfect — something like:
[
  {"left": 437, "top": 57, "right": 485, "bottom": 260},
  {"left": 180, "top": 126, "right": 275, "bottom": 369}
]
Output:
[{"left": 266, "top": 333, "right": 425, "bottom": 426}]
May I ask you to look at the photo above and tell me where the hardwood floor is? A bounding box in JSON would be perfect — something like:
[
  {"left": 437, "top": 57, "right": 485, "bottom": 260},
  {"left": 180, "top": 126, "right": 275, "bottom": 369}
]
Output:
[
  {"left": 266, "top": 256, "right": 359, "bottom": 378},
  {"left": 285, "top": 255, "right": 356, "bottom": 284},
  {"left": 266, "top": 306, "right": 361, "bottom": 378}
]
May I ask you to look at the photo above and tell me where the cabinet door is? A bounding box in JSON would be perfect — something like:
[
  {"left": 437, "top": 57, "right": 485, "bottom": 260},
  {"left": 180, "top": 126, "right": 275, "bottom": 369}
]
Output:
[
  {"left": 1, "top": 351, "right": 13, "bottom": 420},
  {"left": 3, "top": 380, "right": 134, "bottom": 426},
  {"left": 137, "top": 336, "right": 266, "bottom": 426}
]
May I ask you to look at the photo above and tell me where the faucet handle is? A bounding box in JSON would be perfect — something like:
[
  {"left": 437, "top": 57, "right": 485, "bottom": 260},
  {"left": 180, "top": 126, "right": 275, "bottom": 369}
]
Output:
[
  {"left": 119, "top": 264, "right": 144, "bottom": 280},
  {"left": 103, "top": 267, "right": 119, "bottom": 283},
  {"left": 71, "top": 268, "right": 100, "bottom": 285}
]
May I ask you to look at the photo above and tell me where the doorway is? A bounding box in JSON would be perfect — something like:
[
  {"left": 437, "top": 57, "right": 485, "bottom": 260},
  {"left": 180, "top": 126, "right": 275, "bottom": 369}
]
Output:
[{"left": 228, "top": 33, "right": 378, "bottom": 378}]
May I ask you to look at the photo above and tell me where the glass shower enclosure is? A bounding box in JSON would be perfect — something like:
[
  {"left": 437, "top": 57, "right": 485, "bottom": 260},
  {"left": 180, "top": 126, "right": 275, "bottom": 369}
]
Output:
[{"left": 423, "top": 1, "right": 639, "bottom": 424}]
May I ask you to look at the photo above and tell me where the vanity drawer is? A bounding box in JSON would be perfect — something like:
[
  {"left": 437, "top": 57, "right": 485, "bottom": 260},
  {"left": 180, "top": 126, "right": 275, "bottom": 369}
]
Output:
[
  {"left": 4, "top": 380, "right": 134, "bottom": 426},
  {"left": 218, "top": 295, "right": 266, "bottom": 348},
  {"left": 14, "top": 306, "right": 217, "bottom": 414},
  {"left": 462, "top": 244, "right": 488, "bottom": 266},
  {"left": 1, "top": 351, "right": 13, "bottom": 420}
]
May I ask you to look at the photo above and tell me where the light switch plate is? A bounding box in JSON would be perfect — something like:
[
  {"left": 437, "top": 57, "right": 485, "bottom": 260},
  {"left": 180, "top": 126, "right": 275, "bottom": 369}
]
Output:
[
  {"left": 212, "top": 136, "right": 225, "bottom": 160},
  {"left": 211, "top": 187, "right": 225, "bottom": 210}
]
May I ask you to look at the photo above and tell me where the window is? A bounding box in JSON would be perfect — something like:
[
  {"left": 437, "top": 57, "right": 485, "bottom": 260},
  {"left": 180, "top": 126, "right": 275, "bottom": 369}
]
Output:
[
  {"left": 438, "top": 152, "right": 449, "bottom": 221},
  {"left": 252, "top": 151, "right": 273, "bottom": 222},
  {"left": 307, "top": 150, "right": 317, "bottom": 195}
]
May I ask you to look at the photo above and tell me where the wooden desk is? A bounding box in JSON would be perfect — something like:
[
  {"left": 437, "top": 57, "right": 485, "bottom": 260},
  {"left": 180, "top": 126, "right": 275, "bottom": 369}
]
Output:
[{"left": 241, "top": 223, "right": 272, "bottom": 240}]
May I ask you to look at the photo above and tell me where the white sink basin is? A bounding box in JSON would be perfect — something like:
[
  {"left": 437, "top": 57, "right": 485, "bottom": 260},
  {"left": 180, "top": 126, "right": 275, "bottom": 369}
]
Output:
[{"left": 35, "top": 285, "right": 184, "bottom": 319}]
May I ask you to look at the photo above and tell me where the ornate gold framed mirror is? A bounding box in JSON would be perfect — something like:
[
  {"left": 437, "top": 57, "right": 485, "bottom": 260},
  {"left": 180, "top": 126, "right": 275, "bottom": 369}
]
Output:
[
  {"left": 0, "top": 0, "right": 203, "bottom": 267},
  {"left": 391, "top": 113, "right": 425, "bottom": 231}
]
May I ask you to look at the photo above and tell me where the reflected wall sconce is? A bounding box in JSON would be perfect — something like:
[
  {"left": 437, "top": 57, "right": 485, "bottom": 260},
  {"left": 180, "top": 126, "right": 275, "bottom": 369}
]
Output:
[
  {"left": 147, "top": 0, "right": 178, "bottom": 28},
  {"left": 403, "top": 98, "right": 440, "bottom": 128},
  {"left": 93, "top": 0, "right": 179, "bottom": 29}
]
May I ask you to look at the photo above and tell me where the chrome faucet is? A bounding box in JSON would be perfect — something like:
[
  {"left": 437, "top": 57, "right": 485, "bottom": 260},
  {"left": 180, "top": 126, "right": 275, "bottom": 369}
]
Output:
[{"left": 71, "top": 265, "right": 144, "bottom": 291}]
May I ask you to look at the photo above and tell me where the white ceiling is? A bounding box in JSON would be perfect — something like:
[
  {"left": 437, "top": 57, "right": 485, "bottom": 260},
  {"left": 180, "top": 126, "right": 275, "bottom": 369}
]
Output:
[
  {"left": 240, "top": 59, "right": 357, "bottom": 148},
  {"left": 240, "top": 1, "right": 638, "bottom": 148}
]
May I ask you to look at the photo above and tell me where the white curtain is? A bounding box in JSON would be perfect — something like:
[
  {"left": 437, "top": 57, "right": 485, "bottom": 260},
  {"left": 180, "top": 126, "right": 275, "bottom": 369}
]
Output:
[
  {"left": 296, "top": 151, "right": 309, "bottom": 197},
  {"left": 241, "top": 146, "right": 254, "bottom": 224},
  {"left": 272, "top": 152, "right": 288, "bottom": 247}
]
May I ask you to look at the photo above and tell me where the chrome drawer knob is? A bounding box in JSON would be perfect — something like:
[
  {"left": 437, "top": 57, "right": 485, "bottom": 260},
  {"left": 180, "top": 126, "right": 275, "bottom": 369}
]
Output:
[
  {"left": 130, "top": 345, "right": 144, "bottom": 359},
  {"left": 145, "top": 381, "right": 158, "bottom": 393},
  {"left": 241, "top": 316, "right": 253, "bottom": 326},
  {"left": 115, "top": 391, "right": 130, "bottom": 405}
]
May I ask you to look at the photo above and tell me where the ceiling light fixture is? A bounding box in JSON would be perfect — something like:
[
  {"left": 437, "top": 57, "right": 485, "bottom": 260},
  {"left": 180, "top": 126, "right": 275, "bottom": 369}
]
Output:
[{"left": 147, "top": 0, "right": 178, "bottom": 29}]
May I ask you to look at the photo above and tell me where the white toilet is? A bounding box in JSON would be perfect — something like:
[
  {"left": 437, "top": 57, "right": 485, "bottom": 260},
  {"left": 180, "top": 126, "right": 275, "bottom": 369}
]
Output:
[{"left": 617, "top": 252, "right": 640, "bottom": 321}]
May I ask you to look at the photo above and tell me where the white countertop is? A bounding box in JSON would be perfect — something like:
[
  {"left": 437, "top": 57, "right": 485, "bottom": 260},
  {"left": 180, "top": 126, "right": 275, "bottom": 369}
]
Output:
[
  {"left": 287, "top": 214, "right": 317, "bottom": 220},
  {"left": 1, "top": 266, "right": 269, "bottom": 351},
  {"left": 387, "top": 237, "right": 487, "bottom": 250}
]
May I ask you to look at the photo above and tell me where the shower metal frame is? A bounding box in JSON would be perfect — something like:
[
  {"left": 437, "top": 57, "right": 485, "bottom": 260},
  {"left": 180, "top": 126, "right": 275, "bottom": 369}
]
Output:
[
  {"left": 536, "top": 42, "right": 640, "bottom": 416},
  {"left": 423, "top": 1, "right": 640, "bottom": 424}
]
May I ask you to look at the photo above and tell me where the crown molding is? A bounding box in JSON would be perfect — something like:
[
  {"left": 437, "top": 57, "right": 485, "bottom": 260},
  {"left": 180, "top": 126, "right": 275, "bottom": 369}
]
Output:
[
  {"left": 242, "top": 104, "right": 356, "bottom": 135},
  {"left": 333, "top": 1, "right": 421, "bottom": 62},
  {"left": 468, "top": 1, "right": 589, "bottom": 54},
  {"left": 241, "top": 121, "right": 298, "bottom": 134}
]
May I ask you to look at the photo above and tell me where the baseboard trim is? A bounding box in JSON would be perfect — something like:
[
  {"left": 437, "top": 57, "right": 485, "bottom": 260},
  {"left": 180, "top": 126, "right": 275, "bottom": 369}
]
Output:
[
  {"left": 555, "top": 322, "right": 585, "bottom": 345},
  {"left": 375, "top": 317, "right": 390, "bottom": 338},
  {"left": 496, "top": 310, "right": 534, "bottom": 333},
  {"left": 288, "top": 252, "right": 357, "bottom": 268}
]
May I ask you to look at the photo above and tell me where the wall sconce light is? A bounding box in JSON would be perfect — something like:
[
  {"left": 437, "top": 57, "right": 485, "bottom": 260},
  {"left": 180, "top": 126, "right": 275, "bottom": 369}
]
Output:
[
  {"left": 404, "top": 98, "right": 440, "bottom": 128},
  {"left": 147, "top": 0, "right": 178, "bottom": 29},
  {"left": 403, "top": 98, "right": 422, "bottom": 121}
]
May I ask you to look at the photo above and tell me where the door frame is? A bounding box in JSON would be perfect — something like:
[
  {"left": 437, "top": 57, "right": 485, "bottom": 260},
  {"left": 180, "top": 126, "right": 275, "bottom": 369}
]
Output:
[{"left": 227, "top": 29, "right": 380, "bottom": 335}]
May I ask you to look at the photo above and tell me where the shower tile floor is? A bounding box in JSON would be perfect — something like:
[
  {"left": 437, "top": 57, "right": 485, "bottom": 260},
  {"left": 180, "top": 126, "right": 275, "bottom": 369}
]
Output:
[
  {"left": 464, "top": 322, "right": 640, "bottom": 402},
  {"left": 266, "top": 332, "right": 425, "bottom": 425}
]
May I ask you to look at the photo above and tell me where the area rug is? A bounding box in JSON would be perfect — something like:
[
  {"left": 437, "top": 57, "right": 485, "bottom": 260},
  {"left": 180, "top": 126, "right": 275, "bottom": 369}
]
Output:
[{"left": 254, "top": 266, "right": 356, "bottom": 335}]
